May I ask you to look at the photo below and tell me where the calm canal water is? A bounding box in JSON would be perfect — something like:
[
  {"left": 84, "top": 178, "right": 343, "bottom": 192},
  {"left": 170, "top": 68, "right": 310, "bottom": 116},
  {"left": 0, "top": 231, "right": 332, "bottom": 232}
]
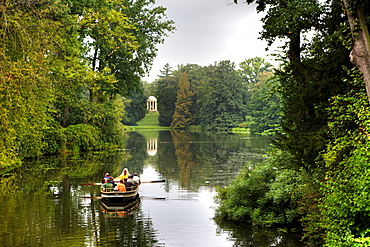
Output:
[{"left": 0, "top": 131, "right": 303, "bottom": 246}]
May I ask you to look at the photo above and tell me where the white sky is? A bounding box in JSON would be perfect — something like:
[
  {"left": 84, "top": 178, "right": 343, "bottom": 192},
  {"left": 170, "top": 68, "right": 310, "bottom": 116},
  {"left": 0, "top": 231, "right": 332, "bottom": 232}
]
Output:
[{"left": 143, "top": 0, "right": 277, "bottom": 83}]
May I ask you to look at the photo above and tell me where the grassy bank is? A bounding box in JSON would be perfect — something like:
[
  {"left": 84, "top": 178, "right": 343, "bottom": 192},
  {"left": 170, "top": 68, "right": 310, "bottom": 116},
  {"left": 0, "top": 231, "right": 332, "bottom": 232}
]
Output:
[
  {"left": 128, "top": 113, "right": 252, "bottom": 134},
  {"left": 128, "top": 112, "right": 171, "bottom": 131}
]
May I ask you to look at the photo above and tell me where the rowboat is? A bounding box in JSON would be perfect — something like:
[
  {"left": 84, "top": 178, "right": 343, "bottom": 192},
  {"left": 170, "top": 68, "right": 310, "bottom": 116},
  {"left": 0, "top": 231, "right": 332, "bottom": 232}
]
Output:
[{"left": 100, "top": 184, "right": 140, "bottom": 202}]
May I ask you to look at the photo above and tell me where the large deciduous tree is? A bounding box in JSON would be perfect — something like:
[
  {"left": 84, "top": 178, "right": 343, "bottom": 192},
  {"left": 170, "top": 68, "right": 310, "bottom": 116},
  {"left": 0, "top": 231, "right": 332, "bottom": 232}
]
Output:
[
  {"left": 239, "top": 57, "right": 272, "bottom": 84},
  {"left": 199, "top": 61, "right": 247, "bottom": 131},
  {"left": 81, "top": 0, "right": 175, "bottom": 98},
  {"left": 0, "top": 0, "right": 174, "bottom": 166}
]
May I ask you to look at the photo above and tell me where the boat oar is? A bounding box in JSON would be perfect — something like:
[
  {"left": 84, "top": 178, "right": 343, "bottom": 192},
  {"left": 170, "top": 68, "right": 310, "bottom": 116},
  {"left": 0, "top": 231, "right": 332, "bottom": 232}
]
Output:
[
  {"left": 81, "top": 196, "right": 102, "bottom": 199},
  {"left": 141, "top": 179, "right": 166, "bottom": 183},
  {"left": 81, "top": 179, "right": 165, "bottom": 186},
  {"left": 81, "top": 182, "right": 103, "bottom": 186}
]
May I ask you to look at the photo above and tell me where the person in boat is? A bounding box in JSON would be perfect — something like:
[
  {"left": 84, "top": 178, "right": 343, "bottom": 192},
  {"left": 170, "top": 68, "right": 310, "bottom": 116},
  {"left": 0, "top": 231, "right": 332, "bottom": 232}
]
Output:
[
  {"left": 127, "top": 174, "right": 138, "bottom": 186},
  {"left": 103, "top": 173, "right": 116, "bottom": 187},
  {"left": 132, "top": 172, "right": 141, "bottom": 185},
  {"left": 117, "top": 180, "right": 126, "bottom": 192},
  {"left": 102, "top": 178, "right": 114, "bottom": 192},
  {"left": 123, "top": 177, "right": 133, "bottom": 191},
  {"left": 103, "top": 173, "right": 110, "bottom": 183},
  {"left": 115, "top": 168, "right": 129, "bottom": 181}
]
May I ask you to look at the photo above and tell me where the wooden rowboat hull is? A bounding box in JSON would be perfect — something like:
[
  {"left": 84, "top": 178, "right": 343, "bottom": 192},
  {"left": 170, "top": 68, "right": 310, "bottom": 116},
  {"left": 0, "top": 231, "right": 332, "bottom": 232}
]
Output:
[{"left": 101, "top": 185, "right": 140, "bottom": 202}]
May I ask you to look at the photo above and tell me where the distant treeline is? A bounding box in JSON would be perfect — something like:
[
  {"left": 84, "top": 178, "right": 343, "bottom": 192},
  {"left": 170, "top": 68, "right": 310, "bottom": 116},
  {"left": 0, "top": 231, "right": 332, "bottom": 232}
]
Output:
[{"left": 125, "top": 57, "right": 280, "bottom": 134}]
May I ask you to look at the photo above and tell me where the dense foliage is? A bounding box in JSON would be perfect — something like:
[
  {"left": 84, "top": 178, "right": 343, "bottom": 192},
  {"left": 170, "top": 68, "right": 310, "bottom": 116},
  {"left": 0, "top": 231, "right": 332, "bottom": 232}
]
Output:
[
  {"left": 217, "top": 0, "right": 370, "bottom": 246},
  {"left": 215, "top": 151, "right": 302, "bottom": 227},
  {"left": 151, "top": 59, "right": 279, "bottom": 132},
  {"left": 122, "top": 83, "right": 147, "bottom": 126},
  {"left": 0, "top": 0, "right": 174, "bottom": 167}
]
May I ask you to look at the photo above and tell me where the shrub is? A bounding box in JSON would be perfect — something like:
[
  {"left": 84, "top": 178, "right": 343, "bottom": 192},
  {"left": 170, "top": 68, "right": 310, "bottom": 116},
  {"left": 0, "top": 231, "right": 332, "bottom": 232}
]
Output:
[
  {"left": 41, "top": 124, "right": 67, "bottom": 155},
  {"left": 215, "top": 157, "right": 302, "bottom": 227},
  {"left": 63, "top": 124, "right": 100, "bottom": 152}
]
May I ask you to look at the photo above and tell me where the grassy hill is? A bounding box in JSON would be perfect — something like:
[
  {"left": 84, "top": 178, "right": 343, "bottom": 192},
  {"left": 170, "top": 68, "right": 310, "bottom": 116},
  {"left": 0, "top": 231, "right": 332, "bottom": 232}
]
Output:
[{"left": 130, "top": 112, "right": 170, "bottom": 130}]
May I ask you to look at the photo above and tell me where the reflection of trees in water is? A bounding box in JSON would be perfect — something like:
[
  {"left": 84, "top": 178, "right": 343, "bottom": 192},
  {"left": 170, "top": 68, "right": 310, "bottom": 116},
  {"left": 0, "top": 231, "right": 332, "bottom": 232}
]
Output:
[
  {"left": 123, "top": 132, "right": 149, "bottom": 175},
  {"left": 171, "top": 130, "right": 197, "bottom": 187},
  {"left": 192, "top": 132, "right": 271, "bottom": 188},
  {"left": 4, "top": 151, "right": 131, "bottom": 196},
  {"left": 156, "top": 131, "right": 177, "bottom": 176},
  {"left": 1, "top": 190, "right": 159, "bottom": 247},
  {"left": 215, "top": 219, "right": 302, "bottom": 247},
  {"left": 97, "top": 200, "right": 159, "bottom": 246},
  {"left": 154, "top": 131, "right": 271, "bottom": 190},
  {"left": 0, "top": 151, "right": 160, "bottom": 246}
]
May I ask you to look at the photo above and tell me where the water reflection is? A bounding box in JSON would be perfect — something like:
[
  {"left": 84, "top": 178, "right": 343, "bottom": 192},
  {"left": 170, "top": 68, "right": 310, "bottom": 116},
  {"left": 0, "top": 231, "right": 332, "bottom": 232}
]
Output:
[
  {"left": 0, "top": 152, "right": 160, "bottom": 247},
  {"left": 101, "top": 198, "right": 141, "bottom": 217},
  {"left": 215, "top": 220, "right": 303, "bottom": 246},
  {"left": 0, "top": 131, "right": 303, "bottom": 246},
  {"left": 147, "top": 137, "right": 158, "bottom": 156}
]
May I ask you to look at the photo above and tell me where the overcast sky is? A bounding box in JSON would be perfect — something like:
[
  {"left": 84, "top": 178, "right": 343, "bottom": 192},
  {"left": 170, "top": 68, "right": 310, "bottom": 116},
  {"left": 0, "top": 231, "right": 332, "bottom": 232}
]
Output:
[{"left": 143, "top": 0, "right": 276, "bottom": 82}]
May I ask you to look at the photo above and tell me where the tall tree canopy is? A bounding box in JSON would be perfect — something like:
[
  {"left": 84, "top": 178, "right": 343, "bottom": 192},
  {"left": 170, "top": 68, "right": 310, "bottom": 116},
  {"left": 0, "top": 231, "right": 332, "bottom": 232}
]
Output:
[
  {"left": 171, "top": 72, "right": 195, "bottom": 128},
  {"left": 217, "top": 0, "right": 370, "bottom": 245},
  {"left": 0, "top": 0, "right": 174, "bottom": 166},
  {"left": 199, "top": 61, "right": 247, "bottom": 131}
]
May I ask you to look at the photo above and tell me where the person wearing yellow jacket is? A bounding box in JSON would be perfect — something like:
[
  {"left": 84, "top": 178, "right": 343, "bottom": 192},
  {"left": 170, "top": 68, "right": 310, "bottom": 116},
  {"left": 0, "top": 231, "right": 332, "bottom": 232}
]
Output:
[{"left": 115, "top": 168, "right": 129, "bottom": 181}]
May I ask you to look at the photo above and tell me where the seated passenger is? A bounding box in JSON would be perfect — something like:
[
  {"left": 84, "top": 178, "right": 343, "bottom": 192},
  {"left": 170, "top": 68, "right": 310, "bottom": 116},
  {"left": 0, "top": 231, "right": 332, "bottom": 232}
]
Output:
[
  {"left": 123, "top": 178, "right": 133, "bottom": 191},
  {"left": 103, "top": 173, "right": 111, "bottom": 183},
  {"left": 133, "top": 172, "right": 141, "bottom": 185},
  {"left": 102, "top": 178, "right": 114, "bottom": 192},
  {"left": 127, "top": 175, "right": 138, "bottom": 186},
  {"left": 117, "top": 180, "right": 126, "bottom": 192}
]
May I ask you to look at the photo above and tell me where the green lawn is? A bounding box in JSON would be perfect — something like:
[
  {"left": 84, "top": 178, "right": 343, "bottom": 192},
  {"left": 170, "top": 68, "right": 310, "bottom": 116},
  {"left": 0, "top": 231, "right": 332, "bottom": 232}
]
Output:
[
  {"left": 137, "top": 111, "right": 159, "bottom": 126},
  {"left": 130, "top": 112, "right": 171, "bottom": 130}
]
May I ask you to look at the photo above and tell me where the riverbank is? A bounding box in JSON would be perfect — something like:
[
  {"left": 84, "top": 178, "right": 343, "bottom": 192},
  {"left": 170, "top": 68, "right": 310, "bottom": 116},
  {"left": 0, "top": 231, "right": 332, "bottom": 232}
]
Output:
[
  {"left": 127, "top": 112, "right": 171, "bottom": 131},
  {"left": 127, "top": 112, "right": 250, "bottom": 135}
]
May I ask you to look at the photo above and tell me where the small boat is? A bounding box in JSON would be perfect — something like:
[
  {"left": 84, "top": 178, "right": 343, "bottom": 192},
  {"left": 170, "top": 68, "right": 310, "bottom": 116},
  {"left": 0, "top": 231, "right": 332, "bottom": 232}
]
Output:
[{"left": 100, "top": 184, "right": 140, "bottom": 202}]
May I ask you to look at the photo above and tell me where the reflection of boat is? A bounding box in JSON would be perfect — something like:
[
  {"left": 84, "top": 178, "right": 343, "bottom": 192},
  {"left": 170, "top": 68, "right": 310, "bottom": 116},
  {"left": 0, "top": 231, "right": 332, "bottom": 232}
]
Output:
[
  {"left": 100, "top": 185, "right": 140, "bottom": 202},
  {"left": 101, "top": 197, "right": 140, "bottom": 217}
]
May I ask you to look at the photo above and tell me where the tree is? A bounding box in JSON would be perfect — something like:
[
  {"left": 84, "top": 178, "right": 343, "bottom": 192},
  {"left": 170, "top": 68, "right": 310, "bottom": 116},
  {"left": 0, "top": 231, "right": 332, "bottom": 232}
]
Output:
[
  {"left": 235, "top": 0, "right": 370, "bottom": 103},
  {"left": 199, "top": 61, "right": 247, "bottom": 131},
  {"left": 121, "top": 90, "right": 147, "bottom": 126},
  {"left": 0, "top": 0, "right": 174, "bottom": 165},
  {"left": 244, "top": 71, "right": 281, "bottom": 134},
  {"left": 220, "top": 1, "right": 362, "bottom": 245},
  {"left": 176, "top": 64, "right": 210, "bottom": 126},
  {"left": 342, "top": 0, "right": 370, "bottom": 102},
  {"left": 237, "top": 57, "right": 278, "bottom": 134},
  {"left": 239, "top": 57, "right": 272, "bottom": 85},
  {"left": 110, "top": 0, "right": 175, "bottom": 95},
  {"left": 171, "top": 73, "right": 195, "bottom": 128},
  {"left": 0, "top": 0, "right": 73, "bottom": 160},
  {"left": 156, "top": 67, "right": 178, "bottom": 126},
  {"left": 158, "top": 63, "right": 173, "bottom": 78},
  {"left": 76, "top": 0, "right": 174, "bottom": 99}
]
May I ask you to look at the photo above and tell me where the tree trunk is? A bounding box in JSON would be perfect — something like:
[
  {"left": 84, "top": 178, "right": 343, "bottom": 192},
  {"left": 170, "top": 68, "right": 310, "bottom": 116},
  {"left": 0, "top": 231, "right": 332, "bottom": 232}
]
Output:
[
  {"left": 62, "top": 106, "right": 70, "bottom": 127},
  {"left": 343, "top": 0, "right": 370, "bottom": 102}
]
